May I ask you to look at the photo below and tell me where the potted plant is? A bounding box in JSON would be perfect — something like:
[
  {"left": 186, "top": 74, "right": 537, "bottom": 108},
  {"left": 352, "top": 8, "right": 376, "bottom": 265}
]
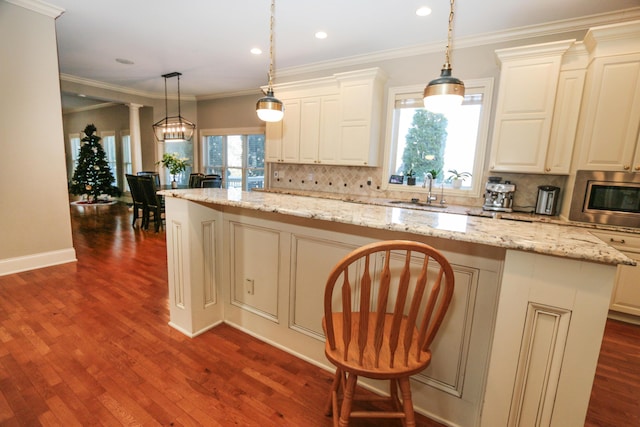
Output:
[
  {"left": 158, "top": 152, "right": 189, "bottom": 188},
  {"left": 447, "top": 169, "right": 472, "bottom": 189},
  {"left": 406, "top": 169, "right": 416, "bottom": 186}
]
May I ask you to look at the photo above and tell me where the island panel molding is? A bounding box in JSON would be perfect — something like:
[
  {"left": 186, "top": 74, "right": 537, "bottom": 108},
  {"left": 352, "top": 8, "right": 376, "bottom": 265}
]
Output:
[{"left": 160, "top": 189, "right": 624, "bottom": 426}]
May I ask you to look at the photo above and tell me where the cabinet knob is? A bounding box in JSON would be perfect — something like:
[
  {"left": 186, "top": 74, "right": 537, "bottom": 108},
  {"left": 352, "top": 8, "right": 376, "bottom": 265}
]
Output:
[
  {"left": 545, "top": 167, "right": 551, "bottom": 172},
  {"left": 635, "top": 165, "right": 640, "bottom": 171},
  {"left": 624, "top": 165, "right": 630, "bottom": 170}
]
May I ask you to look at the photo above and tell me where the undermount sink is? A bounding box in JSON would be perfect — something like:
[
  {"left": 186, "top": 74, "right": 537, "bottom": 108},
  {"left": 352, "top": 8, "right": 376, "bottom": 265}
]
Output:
[{"left": 386, "top": 200, "right": 447, "bottom": 209}]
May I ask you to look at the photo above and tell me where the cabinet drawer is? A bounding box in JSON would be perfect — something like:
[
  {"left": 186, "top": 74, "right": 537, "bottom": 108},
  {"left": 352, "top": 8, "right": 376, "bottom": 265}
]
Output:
[{"left": 591, "top": 230, "right": 640, "bottom": 253}]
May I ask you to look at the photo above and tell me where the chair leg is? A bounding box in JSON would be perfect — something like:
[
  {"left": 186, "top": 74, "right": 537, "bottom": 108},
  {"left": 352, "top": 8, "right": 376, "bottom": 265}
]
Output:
[
  {"left": 397, "top": 377, "right": 416, "bottom": 427},
  {"left": 142, "top": 207, "right": 149, "bottom": 230},
  {"left": 339, "top": 373, "right": 358, "bottom": 427},
  {"left": 154, "top": 208, "right": 161, "bottom": 232},
  {"left": 325, "top": 368, "right": 342, "bottom": 416},
  {"left": 390, "top": 379, "right": 402, "bottom": 412}
]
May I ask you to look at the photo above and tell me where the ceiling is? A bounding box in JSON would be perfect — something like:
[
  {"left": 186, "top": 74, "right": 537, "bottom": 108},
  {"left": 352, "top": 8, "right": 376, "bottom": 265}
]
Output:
[{"left": 52, "top": 0, "right": 640, "bottom": 102}]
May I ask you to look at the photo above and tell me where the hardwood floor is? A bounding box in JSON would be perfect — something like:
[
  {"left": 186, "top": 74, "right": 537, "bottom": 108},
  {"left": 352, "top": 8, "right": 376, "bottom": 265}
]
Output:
[
  {"left": 0, "top": 202, "right": 638, "bottom": 426},
  {"left": 0, "top": 203, "right": 443, "bottom": 426}
]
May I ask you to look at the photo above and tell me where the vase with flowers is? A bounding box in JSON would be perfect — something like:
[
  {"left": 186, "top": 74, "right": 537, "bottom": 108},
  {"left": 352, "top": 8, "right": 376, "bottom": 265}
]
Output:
[{"left": 158, "top": 152, "right": 189, "bottom": 188}]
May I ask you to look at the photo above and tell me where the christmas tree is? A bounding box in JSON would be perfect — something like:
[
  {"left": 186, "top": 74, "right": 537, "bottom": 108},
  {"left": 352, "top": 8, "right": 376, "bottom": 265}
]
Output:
[{"left": 69, "top": 124, "right": 122, "bottom": 202}]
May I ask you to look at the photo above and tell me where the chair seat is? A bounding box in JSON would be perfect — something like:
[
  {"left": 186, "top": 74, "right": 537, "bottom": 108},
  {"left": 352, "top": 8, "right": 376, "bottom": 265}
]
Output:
[{"left": 323, "top": 312, "right": 431, "bottom": 379}]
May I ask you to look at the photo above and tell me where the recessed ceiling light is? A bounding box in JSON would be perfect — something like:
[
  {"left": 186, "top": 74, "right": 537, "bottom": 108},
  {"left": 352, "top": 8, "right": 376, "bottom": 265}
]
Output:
[
  {"left": 315, "top": 31, "right": 328, "bottom": 40},
  {"left": 250, "top": 47, "right": 262, "bottom": 55},
  {"left": 115, "top": 58, "right": 134, "bottom": 65},
  {"left": 416, "top": 6, "right": 432, "bottom": 17}
]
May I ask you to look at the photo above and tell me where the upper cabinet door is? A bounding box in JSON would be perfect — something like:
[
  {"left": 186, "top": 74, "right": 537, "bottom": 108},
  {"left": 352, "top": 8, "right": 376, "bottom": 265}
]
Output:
[
  {"left": 544, "top": 68, "right": 586, "bottom": 174},
  {"left": 575, "top": 54, "right": 640, "bottom": 171},
  {"left": 488, "top": 40, "right": 575, "bottom": 174},
  {"left": 281, "top": 99, "right": 301, "bottom": 163},
  {"left": 298, "top": 97, "right": 321, "bottom": 164}
]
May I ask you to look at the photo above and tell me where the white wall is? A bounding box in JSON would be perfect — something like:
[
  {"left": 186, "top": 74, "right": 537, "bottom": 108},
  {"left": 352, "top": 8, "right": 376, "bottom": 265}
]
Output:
[{"left": 0, "top": 0, "right": 76, "bottom": 275}]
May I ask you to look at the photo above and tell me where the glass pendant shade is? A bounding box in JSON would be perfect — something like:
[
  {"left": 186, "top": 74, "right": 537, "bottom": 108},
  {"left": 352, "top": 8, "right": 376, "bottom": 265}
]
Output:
[
  {"left": 256, "top": 89, "right": 284, "bottom": 122},
  {"left": 423, "top": 66, "right": 465, "bottom": 113},
  {"left": 153, "top": 116, "right": 196, "bottom": 142}
]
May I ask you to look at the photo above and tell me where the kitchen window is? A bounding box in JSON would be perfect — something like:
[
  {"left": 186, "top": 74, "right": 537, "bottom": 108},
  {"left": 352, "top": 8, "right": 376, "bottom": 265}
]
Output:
[
  {"left": 201, "top": 128, "right": 265, "bottom": 190},
  {"left": 382, "top": 78, "right": 493, "bottom": 197}
]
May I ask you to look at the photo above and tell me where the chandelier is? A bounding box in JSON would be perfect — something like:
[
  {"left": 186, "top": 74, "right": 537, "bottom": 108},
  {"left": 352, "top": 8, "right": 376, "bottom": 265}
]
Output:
[{"left": 153, "top": 72, "right": 196, "bottom": 142}]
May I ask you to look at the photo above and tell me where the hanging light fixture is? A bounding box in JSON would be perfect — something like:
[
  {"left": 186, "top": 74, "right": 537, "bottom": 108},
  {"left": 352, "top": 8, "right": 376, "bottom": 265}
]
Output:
[
  {"left": 423, "top": 0, "right": 465, "bottom": 113},
  {"left": 256, "top": 0, "right": 284, "bottom": 122},
  {"left": 153, "top": 72, "right": 196, "bottom": 142}
]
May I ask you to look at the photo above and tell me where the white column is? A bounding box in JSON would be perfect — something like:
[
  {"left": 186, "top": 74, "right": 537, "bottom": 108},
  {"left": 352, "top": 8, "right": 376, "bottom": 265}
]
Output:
[{"left": 128, "top": 103, "right": 143, "bottom": 172}]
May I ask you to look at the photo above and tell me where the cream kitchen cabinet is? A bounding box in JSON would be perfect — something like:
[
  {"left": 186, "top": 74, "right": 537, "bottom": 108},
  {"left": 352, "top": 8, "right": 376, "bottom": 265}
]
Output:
[
  {"left": 298, "top": 95, "right": 340, "bottom": 164},
  {"left": 488, "top": 40, "right": 578, "bottom": 174},
  {"left": 592, "top": 230, "right": 640, "bottom": 319},
  {"left": 265, "top": 99, "right": 300, "bottom": 163},
  {"left": 574, "top": 54, "right": 640, "bottom": 171},
  {"left": 574, "top": 21, "right": 640, "bottom": 172},
  {"left": 335, "top": 69, "right": 386, "bottom": 166},
  {"left": 265, "top": 68, "right": 385, "bottom": 167}
]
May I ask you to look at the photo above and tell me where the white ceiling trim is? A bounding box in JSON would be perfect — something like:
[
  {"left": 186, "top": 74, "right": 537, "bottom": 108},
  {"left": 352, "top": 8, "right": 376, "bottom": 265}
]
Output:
[
  {"left": 62, "top": 101, "right": 119, "bottom": 115},
  {"left": 276, "top": 7, "right": 640, "bottom": 79},
  {"left": 60, "top": 73, "right": 197, "bottom": 102},
  {"left": 5, "top": 0, "right": 63, "bottom": 18}
]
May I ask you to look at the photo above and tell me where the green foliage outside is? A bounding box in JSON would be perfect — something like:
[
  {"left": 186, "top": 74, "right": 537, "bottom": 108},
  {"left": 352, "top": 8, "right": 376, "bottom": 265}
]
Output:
[
  {"left": 399, "top": 110, "right": 448, "bottom": 180},
  {"left": 69, "top": 124, "right": 121, "bottom": 201}
]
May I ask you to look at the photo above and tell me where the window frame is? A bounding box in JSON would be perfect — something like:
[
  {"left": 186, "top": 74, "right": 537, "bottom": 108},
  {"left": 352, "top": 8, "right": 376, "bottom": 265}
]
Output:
[
  {"left": 200, "top": 127, "right": 265, "bottom": 191},
  {"left": 381, "top": 78, "right": 494, "bottom": 198}
]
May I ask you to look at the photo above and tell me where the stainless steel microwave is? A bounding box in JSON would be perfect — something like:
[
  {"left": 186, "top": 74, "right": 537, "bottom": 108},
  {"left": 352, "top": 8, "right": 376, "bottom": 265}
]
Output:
[{"left": 569, "top": 170, "right": 640, "bottom": 228}]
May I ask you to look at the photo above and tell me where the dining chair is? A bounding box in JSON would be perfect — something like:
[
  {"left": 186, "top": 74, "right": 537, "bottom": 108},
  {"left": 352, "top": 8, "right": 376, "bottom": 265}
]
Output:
[
  {"left": 125, "top": 174, "right": 146, "bottom": 228},
  {"left": 201, "top": 176, "right": 222, "bottom": 188},
  {"left": 188, "top": 173, "right": 205, "bottom": 188},
  {"left": 137, "top": 171, "right": 160, "bottom": 187},
  {"left": 138, "top": 175, "right": 165, "bottom": 232},
  {"left": 322, "top": 240, "right": 455, "bottom": 427}
]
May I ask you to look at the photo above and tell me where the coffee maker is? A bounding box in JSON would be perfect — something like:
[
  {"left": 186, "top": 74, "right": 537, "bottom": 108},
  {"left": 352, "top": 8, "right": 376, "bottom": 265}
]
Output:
[{"left": 483, "top": 177, "right": 516, "bottom": 212}]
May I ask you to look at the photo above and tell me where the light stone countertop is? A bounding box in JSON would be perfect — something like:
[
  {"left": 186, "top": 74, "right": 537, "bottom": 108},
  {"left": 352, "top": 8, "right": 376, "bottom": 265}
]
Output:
[{"left": 159, "top": 188, "right": 635, "bottom": 266}]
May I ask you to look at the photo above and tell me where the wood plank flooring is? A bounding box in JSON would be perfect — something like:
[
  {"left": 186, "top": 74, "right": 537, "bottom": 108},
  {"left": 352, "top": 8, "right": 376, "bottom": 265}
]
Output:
[{"left": 0, "top": 202, "right": 638, "bottom": 426}]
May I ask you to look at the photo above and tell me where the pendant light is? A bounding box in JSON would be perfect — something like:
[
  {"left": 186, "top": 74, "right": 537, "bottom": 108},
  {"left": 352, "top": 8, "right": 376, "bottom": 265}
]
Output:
[
  {"left": 153, "top": 72, "right": 196, "bottom": 142},
  {"left": 256, "top": 0, "right": 284, "bottom": 122},
  {"left": 423, "top": 0, "right": 465, "bottom": 113}
]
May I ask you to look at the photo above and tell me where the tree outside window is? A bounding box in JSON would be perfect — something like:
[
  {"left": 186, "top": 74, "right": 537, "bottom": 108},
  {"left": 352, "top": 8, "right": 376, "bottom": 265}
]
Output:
[
  {"left": 385, "top": 79, "right": 493, "bottom": 196},
  {"left": 400, "top": 110, "right": 448, "bottom": 181}
]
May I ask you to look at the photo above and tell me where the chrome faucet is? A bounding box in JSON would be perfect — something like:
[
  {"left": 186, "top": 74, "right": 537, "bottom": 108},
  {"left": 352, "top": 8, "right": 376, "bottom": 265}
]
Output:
[{"left": 423, "top": 172, "right": 437, "bottom": 205}]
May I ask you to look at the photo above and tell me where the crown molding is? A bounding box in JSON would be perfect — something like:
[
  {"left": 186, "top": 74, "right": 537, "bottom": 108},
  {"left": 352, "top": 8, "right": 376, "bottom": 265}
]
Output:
[
  {"left": 59, "top": 73, "right": 197, "bottom": 102},
  {"left": 5, "top": 0, "right": 63, "bottom": 18},
  {"left": 276, "top": 8, "right": 640, "bottom": 78},
  {"left": 62, "top": 102, "right": 120, "bottom": 115}
]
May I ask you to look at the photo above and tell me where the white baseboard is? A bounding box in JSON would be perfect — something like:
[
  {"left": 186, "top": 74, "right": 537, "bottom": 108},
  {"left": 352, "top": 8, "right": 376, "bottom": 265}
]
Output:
[{"left": 0, "top": 248, "right": 77, "bottom": 276}]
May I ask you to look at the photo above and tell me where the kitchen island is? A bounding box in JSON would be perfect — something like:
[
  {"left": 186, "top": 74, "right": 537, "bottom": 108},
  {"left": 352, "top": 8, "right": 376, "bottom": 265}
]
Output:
[{"left": 159, "top": 188, "right": 631, "bottom": 427}]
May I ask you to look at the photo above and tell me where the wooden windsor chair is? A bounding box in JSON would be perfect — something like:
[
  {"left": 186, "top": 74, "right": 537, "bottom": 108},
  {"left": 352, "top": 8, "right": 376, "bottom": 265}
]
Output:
[{"left": 322, "top": 240, "right": 455, "bottom": 427}]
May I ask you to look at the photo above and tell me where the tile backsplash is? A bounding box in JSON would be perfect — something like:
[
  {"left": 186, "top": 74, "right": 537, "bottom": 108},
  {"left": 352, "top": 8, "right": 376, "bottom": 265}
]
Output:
[{"left": 267, "top": 163, "right": 568, "bottom": 211}]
